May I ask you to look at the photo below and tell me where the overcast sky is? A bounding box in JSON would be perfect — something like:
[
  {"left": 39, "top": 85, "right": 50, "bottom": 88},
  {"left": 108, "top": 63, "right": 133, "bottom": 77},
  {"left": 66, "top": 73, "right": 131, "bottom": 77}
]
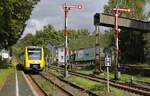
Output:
[{"left": 23, "top": 0, "right": 108, "bottom": 37}]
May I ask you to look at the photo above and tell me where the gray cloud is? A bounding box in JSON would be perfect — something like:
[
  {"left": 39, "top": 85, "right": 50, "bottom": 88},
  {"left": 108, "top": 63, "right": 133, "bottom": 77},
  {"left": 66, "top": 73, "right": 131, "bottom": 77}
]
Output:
[{"left": 23, "top": 0, "right": 108, "bottom": 37}]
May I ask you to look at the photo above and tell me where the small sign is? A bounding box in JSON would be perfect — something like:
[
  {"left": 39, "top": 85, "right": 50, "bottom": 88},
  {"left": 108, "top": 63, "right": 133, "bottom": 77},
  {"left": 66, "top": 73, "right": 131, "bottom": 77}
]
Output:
[{"left": 105, "top": 56, "right": 111, "bottom": 66}]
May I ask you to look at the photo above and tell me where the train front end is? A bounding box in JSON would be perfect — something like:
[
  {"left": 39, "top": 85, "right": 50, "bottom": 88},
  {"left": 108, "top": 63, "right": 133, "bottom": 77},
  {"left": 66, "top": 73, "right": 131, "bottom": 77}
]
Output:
[{"left": 24, "top": 46, "right": 45, "bottom": 71}]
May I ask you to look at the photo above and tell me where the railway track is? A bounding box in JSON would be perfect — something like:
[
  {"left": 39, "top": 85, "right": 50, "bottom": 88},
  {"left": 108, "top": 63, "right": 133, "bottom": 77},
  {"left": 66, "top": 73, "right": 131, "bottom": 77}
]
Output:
[
  {"left": 49, "top": 66, "right": 150, "bottom": 96},
  {"left": 40, "top": 71, "right": 101, "bottom": 96},
  {"left": 71, "top": 71, "right": 150, "bottom": 91},
  {"left": 25, "top": 74, "right": 49, "bottom": 96},
  {"left": 26, "top": 72, "right": 76, "bottom": 96},
  {"left": 39, "top": 72, "right": 76, "bottom": 96}
]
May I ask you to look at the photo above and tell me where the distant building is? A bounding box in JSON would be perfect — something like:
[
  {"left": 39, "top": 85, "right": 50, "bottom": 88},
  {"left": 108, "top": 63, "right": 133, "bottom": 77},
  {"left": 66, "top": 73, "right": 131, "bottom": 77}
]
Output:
[
  {"left": 47, "top": 43, "right": 65, "bottom": 64},
  {"left": 55, "top": 45, "right": 65, "bottom": 64},
  {"left": 0, "top": 49, "right": 11, "bottom": 61}
]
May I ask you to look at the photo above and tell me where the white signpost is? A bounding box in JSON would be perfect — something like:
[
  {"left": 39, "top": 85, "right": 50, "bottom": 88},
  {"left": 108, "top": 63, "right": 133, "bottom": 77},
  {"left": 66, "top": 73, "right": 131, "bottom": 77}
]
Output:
[{"left": 105, "top": 55, "right": 111, "bottom": 93}]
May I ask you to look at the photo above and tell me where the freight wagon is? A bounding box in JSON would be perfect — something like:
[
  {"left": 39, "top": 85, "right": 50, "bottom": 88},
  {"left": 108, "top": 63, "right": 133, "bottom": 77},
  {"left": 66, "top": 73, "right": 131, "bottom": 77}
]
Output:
[{"left": 70, "top": 47, "right": 106, "bottom": 65}]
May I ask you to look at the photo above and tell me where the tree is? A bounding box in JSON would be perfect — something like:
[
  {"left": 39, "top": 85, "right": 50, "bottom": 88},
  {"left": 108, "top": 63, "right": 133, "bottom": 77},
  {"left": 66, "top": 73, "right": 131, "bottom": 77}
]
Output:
[
  {"left": 33, "top": 25, "right": 64, "bottom": 46},
  {"left": 0, "top": 0, "right": 39, "bottom": 49},
  {"left": 20, "top": 33, "right": 35, "bottom": 47},
  {"left": 103, "top": 0, "right": 149, "bottom": 64},
  {"left": 11, "top": 33, "right": 35, "bottom": 59}
]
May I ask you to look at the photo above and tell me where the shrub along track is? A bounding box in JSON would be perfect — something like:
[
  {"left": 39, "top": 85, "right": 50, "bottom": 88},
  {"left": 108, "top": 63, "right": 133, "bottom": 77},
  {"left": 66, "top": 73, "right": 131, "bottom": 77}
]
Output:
[{"left": 49, "top": 66, "right": 150, "bottom": 96}]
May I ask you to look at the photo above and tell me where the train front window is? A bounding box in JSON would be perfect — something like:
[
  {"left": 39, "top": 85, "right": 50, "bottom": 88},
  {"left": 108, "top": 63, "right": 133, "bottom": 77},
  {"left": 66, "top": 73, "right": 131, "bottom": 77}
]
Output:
[{"left": 28, "top": 49, "right": 41, "bottom": 60}]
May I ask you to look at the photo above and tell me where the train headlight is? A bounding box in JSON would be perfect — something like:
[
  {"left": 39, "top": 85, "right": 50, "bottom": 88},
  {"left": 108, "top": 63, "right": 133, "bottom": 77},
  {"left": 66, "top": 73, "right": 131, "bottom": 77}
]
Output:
[{"left": 34, "top": 61, "right": 38, "bottom": 64}]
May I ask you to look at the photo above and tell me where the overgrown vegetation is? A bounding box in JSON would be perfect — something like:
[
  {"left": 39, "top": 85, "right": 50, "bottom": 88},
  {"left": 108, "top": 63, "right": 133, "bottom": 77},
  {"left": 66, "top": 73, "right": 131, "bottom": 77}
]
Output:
[
  {"left": 104, "top": 0, "right": 150, "bottom": 64},
  {"left": 78, "top": 70, "right": 150, "bottom": 83},
  {"left": 0, "top": 65, "right": 14, "bottom": 90},
  {"left": 11, "top": 0, "right": 150, "bottom": 67},
  {"left": 12, "top": 25, "right": 90, "bottom": 59},
  {"left": 67, "top": 76, "right": 126, "bottom": 96},
  {"left": 49, "top": 68, "right": 126, "bottom": 96},
  {"left": 0, "top": 0, "right": 39, "bottom": 49}
]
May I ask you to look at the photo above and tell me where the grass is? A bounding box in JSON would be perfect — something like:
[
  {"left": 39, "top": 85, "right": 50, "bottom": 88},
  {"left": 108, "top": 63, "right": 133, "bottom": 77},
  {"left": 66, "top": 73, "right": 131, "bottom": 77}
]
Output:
[
  {"left": 78, "top": 70, "right": 150, "bottom": 83},
  {"left": 0, "top": 65, "right": 14, "bottom": 90},
  {"left": 49, "top": 67, "right": 126, "bottom": 96},
  {"left": 118, "top": 73, "right": 150, "bottom": 83},
  {"left": 67, "top": 76, "right": 126, "bottom": 96},
  {"left": 79, "top": 70, "right": 94, "bottom": 75},
  {"left": 124, "top": 63, "right": 150, "bottom": 69},
  {"left": 101, "top": 72, "right": 150, "bottom": 83},
  {"left": 50, "top": 67, "right": 150, "bottom": 95},
  {"left": 33, "top": 74, "right": 57, "bottom": 95},
  {"left": 40, "top": 78, "right": 56, "bottom": 95}
]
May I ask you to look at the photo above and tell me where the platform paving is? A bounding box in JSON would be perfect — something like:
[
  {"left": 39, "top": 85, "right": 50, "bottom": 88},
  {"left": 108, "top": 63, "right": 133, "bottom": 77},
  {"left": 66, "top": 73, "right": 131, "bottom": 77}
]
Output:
[
  {"left": 0, "top": 70, "right": 35, "bottom": 96},
  {"left": 0, "top": 71, "right": 16, "bottom": 96}
]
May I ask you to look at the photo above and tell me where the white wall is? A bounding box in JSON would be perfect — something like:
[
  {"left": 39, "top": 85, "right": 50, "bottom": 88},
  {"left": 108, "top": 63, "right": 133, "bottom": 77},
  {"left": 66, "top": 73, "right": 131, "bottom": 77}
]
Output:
[{"left": 57, "top": 47, "right": 64, "bottom": 63}]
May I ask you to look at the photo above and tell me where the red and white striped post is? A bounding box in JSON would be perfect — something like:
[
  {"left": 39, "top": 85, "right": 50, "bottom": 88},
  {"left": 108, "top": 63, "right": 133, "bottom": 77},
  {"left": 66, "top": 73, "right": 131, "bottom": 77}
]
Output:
[
  {"left": 113, "top": 8, "right": 131, "bottom": 80},
  {"left": 63, "top": 3, "right": 82, "bottom": 77}
]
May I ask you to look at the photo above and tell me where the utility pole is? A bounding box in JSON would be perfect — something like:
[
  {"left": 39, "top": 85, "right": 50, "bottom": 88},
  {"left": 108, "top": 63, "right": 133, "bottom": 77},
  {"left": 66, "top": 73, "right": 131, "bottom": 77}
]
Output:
[
  {"left": 63, "top": 3, "right": 82, "bottom": 77},
  {"left": 95, "top": 26, "right": 102, "bottom": 74},
  {"left": 113, "top": 8, "right": 131, "bottom": 80}
]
